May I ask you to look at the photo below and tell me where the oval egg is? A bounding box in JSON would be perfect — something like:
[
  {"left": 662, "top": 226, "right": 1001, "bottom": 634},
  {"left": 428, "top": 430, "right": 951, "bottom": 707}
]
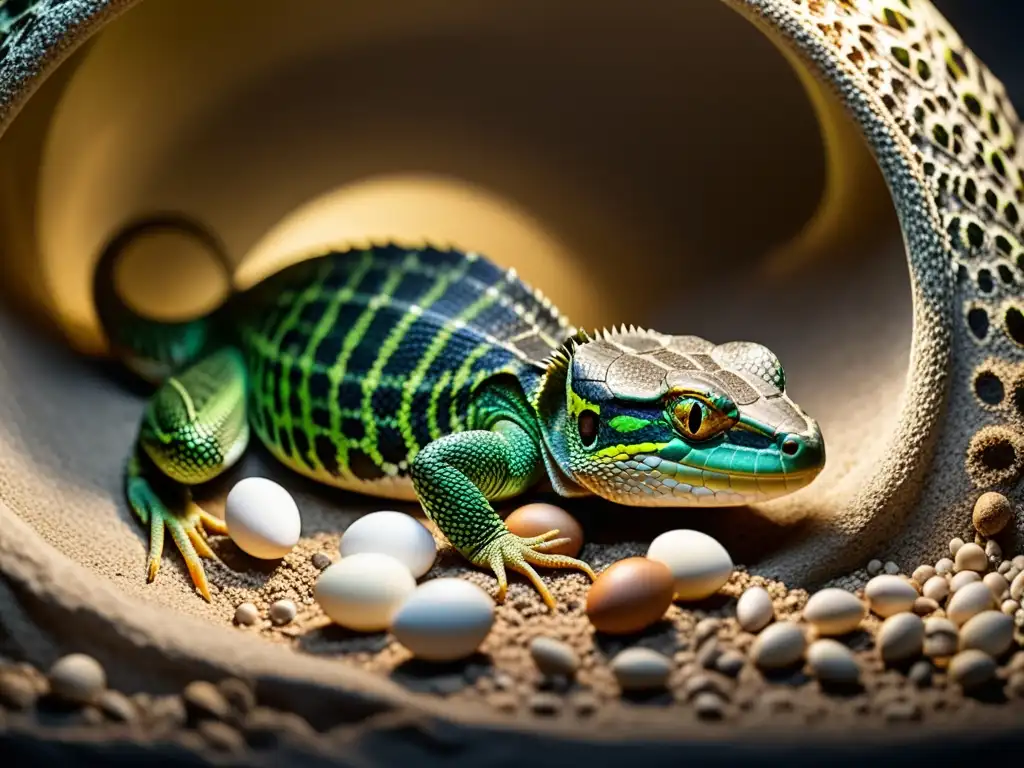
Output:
[
  {"left": 391, "top": 578, "right": 495, "bottom": 661},
  {"left": 224, "top": 477, "right": 301, "bottom": 560},
  {"left": 505, "top": 503, "right": 584, "bottom": 558},
  {"left": 646, "top": 529, "right": 733, "bottom": 601},
  {"left": 340, "top": 510, "right": 437, "bottom": 578},
  {"left": 314, "top": 553, "right": 416, "bottom": 632},
  {"left": 586, "top": 557, "right": 674, "bottom": 634}
]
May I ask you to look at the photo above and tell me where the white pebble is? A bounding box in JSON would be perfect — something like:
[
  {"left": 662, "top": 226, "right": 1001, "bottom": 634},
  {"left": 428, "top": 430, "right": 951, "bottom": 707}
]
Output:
[
  {"left": 924, "top": 617, "right": 959, "bottom": 659},
  {"left": 949, "top": 570, "right": 980, "bottom": 592},
  {"left": 949, "top": 537, "right": 964, "bottom": 557},
  {"left": 224, "top": 477, "right": 301, "bottom": 560},
  {"left": 866, "top": 559, "right": 883, "bottom": 576},
  {"left": 999, "top": 560, "right": 1013, "bottom": 575},
  {"left": 339, "top": 511, "right": 437, "bottom": 579},
  {"left": 529, "top": 637, "right": 579, "bottom": 677},
  {"left": 803, "top": 589, "right": 865, "bottom": 636},
  {"left": 807, "top": 639, "right": 860, "bottom": 685},
  {"left": 646, "top": 530, "right": 733, "bottom": 601},
  {"left": 877, "top": 613, "right": 925, "bottom": 664},
  {"left": 750, "top": 622, "right": 806, "bottom": 670},
  {"left": 883, "top": 561, "right": 900, "bottom": 575},
  {"left": 983, "top": 572, "right": 1009, "bottom": 601},
  {"left": 269, "top": 599, "right": 297, "bottom": 626},
  {"left": 922, "top": 575, "right": 950, "bottom": 603},
  {"left": 985, "top": 540, "right": 1003, "bottom": 561},
  {"left": 391, "top": 578, "right": 494, "bottom": 661},
  {"left": 1011, "top": 571, "right": 1024, "bottom": 601},
  {"left": 1002, "top": 599, "right": 1020, "bottom": 616},
  {"left": 314, "top": 553, "right": 416, "bottom": 632},
  {"left": 610, "top": 648, "right": 672, "bottom": 691},
  {"left": 233, "top": 603, "right": 259, "bottom": 626},
  {"left": 959, "top": 610, "right": 1014, "bottom": 657},
  {"left": 736, "top": 587, "right": 774, "bottom": 633},
  {"left": 49, "top": 654, "right": 106, "bottom": 704},
  {"left": 1014, "top": 555, "right": 1024, "bottom": 570},
  {"left": 935, "top": 558, "right": 954, "bottom": 576},
  {"left": 948, "top": 649, "right": 997, "bottom": 689},
  {"left": 954, "top": 543, "right": 988, "bottom": 573},
  {"left": 946, "top": 581, "right": 995, "bottom": 626},
  {"left": 912, "top": 565, "right": 936, "bottom": 584},
  {"left": 864, "top": 575, "right": 917, "bottom": 618}
]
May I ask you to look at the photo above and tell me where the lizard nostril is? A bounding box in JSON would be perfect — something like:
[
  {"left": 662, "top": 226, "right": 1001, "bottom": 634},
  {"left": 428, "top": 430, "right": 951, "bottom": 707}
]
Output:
[{"left": 781, "top": 438, "right": 801, "bottom": 457}]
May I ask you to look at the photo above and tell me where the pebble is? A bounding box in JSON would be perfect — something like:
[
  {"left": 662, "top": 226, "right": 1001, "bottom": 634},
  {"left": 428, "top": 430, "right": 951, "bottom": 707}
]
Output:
[
  {"left": 877, "top": 613, "right": 925, "bottom": 664},
  {"left": 183, "top": 680, "right": 230, "bottom": 723},
  {"left": 806, "top": 639, "right": 860, "bottom": 685},
  {"left": 866, "top": 559, "right": 883, "bottom": 576},
  {"left": 218, "top": 679, "right": 255, "bottom": 715},
  {"left": 946, "top": 581, "right": 995, "bottom": 626},
  {"left": 974, "top": 492, "right": 1013, "bottom": 536},
  {"left": 985, "top": 539, "right": 1003, "bottom": 561},
  {"left": 315, "top": 553, "right": 416, "bottom": 632},
  {"left": 882, "top": 700, "right": 921, "bottom": 722},
  {"left": 864, "top": 575, "right": 917, "bottom": 618},
  {"left": 505, "top": 503, "right": 585, "bottom": 558},
  {"left": 908, "top": 660, "right": 933, "bottom": 688},
  {"left": 1011, "top": 571, "right": 1024, "bottom": 601},
  {"left": 750, "top": 622, "right": 806, "bottom": 670},
  {"left": 912, "top": 565, "right": 936, "bottom": 584},
  {"left": 999, "top": 560, "right": 1013, "bottom": 575},
  {"left": 694, "top": 692, "right": 726, "bottom": 720},
  {"left": 922, "top": 576, "right": 950, "bottom": 603},
  {"left": 803, "top": 588, "right": 865, "bottom": 636},
  {"left": 983, "top": 572, "right": 1009, "bottom": 600},
  {"left": 528, "top": 692, "right": 563, "bottom": 716},
  {"left": 234, "top": 603, "right": 259, "bottom": 626},
  {"left": 529, "top": 637, "right": 579, "bottom": 678},
  {"left": 572, "top": 692, "right": 599, "bottom": 717},
  {"left": 694, "top": 618, "right": 721, "bottom": 647},
  {"left": 244, "top": 707, "right": 314, "bottom": 747},
  {"left": 954, "top": 542, "right": 989, "bottom": 573},
  {"left": 715, "top": 650, "right": 746, "bottom": 678},
  {"left": 959, "top": 610, "right": 1014, "bottom": 656},
  {"left": 1002, "top": 599, "right": 1020, "bottom": 616},
  {"left": 913, "top": 597, "right": 939, "bottom": 616},
  {"left": 391, "top": 578, "right": 495, "bottom": 661},
  {"left": 311, "top": 552, "right": 331, "bottom": 570},
  {"left": 1015, "top": 555, "right": 1024, "bottom": 570},
  {"left": 646, "top": 529, "right": 733, "bottom": 601},
  {"left": 935, "top": 558, "right": 954, "bottom": 576},
  {"left": 269, "top": 599, "right": 297, "bottom": 626},
  {"left": 48, "top": 654, "right": 106, "bottom": 705},
  {"left": 682, "top": 672, "right": 721, "bottom": 699},
  {"left": 339, "top": 510, "right": 437, "bottom": 578},
  {"left": 923, "top": 617, "right": 958, "bottom": 659},
  {"left": 950, "top": 571, "right": 980, "bottom": 592},
  {"left": 585, "top": 557, "right": 674, "bottom": 634},
  {"left": 96, "top": 690, "right": 137, "bottom": 723},
  {"left": 883, "top": 561, "right": 900, "bottom": 575},
  {"left": 225, "top": 477, "right": 301, "bottom": 560},
  {"left": 736, "top": 587, "right": 774, "bottom": 632},
  {"left": 199, "top": 720, "right": 245, "bottom": 753},
  {"left": 948, "top": 649, "right": 997, "bottom": 689},
  {"left": 949, "top": 537, "right": 965, "bottom": 557},
  {"left": 1008, "top": 672, "right": 1024, "bottom": 699},
  {"left": 610, "top": 648, "right": 672, "bottom": 691},
  {"left": 0, "top": 669, "right": 37, "bottom": 710}
]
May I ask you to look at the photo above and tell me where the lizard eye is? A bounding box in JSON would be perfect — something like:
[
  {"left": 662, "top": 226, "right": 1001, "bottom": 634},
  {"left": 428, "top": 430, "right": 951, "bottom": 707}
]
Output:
[
  {"left": 578, "top": 410, "right": 600, "bottom": 448},
  {"left": 670, "top": 398, "right": 736, "bottom": 442}
]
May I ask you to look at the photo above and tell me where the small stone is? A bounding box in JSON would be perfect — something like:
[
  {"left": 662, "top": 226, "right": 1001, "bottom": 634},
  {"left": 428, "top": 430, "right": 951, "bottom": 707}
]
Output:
[
  {"left": 750, "top": 622, "right": 806, "bottom": 670},
  {"left": 922, "top": 576, "right": 950, "bottom": 603},
  {"left": 999, "top": 560, "right": 1013, "bottom": 575},
  {"left": 528, "top": 692, "right": 563, "bottom": 716},
  {"left": 803, "top": 588, "right": 866, "bottom": 636},
  {"left": 883, "top": 561, "right": 900, "bottom": 575},
  {"left": 96, "top": 690, "right": 137, "bottom": 723},
  {"left": 81, "top": 706, "right": 105, "bottom": 726},
  {"left": 1011, "top": 571, "right": 1024, "bottom": 601},
  {"left": 199, "top": 721, "right": 245, "bottom": 753},
  {"left": 611, "top": 648, "right": 672, "bottom": 691},
  {"left": 912, "top": 565, "right": 936, "bottom": 584},
  {"left": 694, "top": 692, "right": 726, "bottom": 720},
  {"left": 947, "top": 581, "right": 995, "bottom": 626},
  {"left": 913, "top": 597, "right": 939, "bottom": 616},
  {"left": 0, "top": 670, "right": 37, "bottom": 710},
  {"left": 572, "top": 692, "right": 599, "bottom": 716},
  {"left": 883, "top": 700, "right": 921, "bottom": 722},
  {"left": 529, "top": 637, "right": 579, "bottom": 678},
  {"left": 949, "top": 538, "right": 965, "bottom": 557},
  {"left": 866, "top": 559, "right": 883, "bottom": 576},
  {"left": 736, "top": 587, "right": 774, "bottom": 633},
  {"left": 715, "top": 650, "right": 746, "bottom": 678},
  {"left": 948, "top": 649, "right": 997, "bottom": 689},
  {"left": 1015, "top": 555, "right": 1024, "bottom": 570},
  {"left": 908, "top": 660, "right": 933, "bottom": 688},
  {"left": 1016, "top": 609, "right": 1024, "bottom": 628},
  {"left": 924, "top": 619, "right": 958, "bottom": 659},
  {"left": 974, "top": 492, "right": 1013, "bottom": 536},
  {"left": 878, "top": 613, "right": 924, "bottom": 664},
  {"left": 682, "top": 673, "right": 722, "bottom": 700},
  {"left": 1008, "top": 567, "right": 1021, "bottom": 582},
  {"left": 983, "top": 572, "right": 1009, "bottom": 600},
  {"left": 1008, "top": 672, "right": 1024, "bottom": 699},
  {"left": 244, "top": 707, "right": 315, "bottom": 749},
  {"left": 959, "top": 610, "right": 1014, "bottom": 656},
  {"left": 806, "top": 639, "right": 860, "bottom": 685},
  {"left": 218, "top": 678, "right": 255, "bottom": 715},
  {"left": 696, "top": 639, "right": 721, "bottom": 670},
  {"left": 954, "top": 543, "right": 988, "bottom": 573},
  {"left": 49, "top": 654, "right": 106, "bottom": 705},
  {"left": 950, "top": 571, "right": 981, "bottom": 592},
  {"left": 269, "top": 600, "right": 297, "bottom": 626},
  {"left": 183, "top": 680, "right": 230, "bottom": 723},
  {"left": 985, "top": 540, "right": 1003, "bottom": 561},
  {"left": 234, "top": 603, "right": 259, "bottom": 626},
  {"left": 311, "top": 552, "right": 332, "bottom": 570},
  {"left": 935, "top": 558, "right": 954, "bottom": 576},
  {"left": 1002, "top": 599, "right": 1020, "bottom": 616},
  {"left": 864, "top": 575, "right": 917, "bottom": 617}
]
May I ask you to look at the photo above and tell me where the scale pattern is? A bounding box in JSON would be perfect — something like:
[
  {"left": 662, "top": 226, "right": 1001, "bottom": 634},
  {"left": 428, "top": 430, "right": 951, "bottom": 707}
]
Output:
[{"left": 237, "top": 244, "right": 573, "bottom": 495}]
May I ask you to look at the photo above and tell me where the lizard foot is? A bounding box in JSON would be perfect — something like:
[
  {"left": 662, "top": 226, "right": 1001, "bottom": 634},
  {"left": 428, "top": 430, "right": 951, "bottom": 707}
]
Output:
[
  {"left": 477, "top": 529, "right": 596, "bottom": 610},
  {"left": 127, "top": 475, "right": 226, "bottom": 601}
]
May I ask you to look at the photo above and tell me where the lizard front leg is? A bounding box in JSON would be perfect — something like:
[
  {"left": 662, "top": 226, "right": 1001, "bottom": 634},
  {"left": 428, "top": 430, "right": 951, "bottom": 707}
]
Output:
[{"left": 411, "top": 420, "right": 596, "bottom": 609}]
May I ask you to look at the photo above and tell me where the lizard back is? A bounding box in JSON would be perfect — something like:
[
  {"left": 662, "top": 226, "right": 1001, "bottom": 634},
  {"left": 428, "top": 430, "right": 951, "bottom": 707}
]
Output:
[{"left": 236, "top": 244, "right": 574, "bottom": 498}]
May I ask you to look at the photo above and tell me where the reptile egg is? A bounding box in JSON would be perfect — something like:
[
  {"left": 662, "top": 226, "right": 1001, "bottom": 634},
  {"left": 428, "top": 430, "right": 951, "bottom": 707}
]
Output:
[
  {"left": 586, "top": 557, "right": 674, "bottom": 634},
  {"left": 646, "top": 529, "right": 734, "bottom": 601},
  {"left": 314, "top": 553, "right": 416, "bottom": 632},
  {"left": 224, "top": 477, "right": 301, "bottom": 559},
  {"left": 505, "top": 503, "right": 584, "bottom": 558},
  {"left": 391, "top": 578, "right": 495, "bottom": 661},
  {"left": 340, "top": 510, "right": 437, "bottom": 578}
]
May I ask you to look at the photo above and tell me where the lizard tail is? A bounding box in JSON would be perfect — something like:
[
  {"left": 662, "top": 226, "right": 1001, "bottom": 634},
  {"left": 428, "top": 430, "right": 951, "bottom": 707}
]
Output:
[{"left": 92, "top": 215, "right": 236, "bottom": 385}]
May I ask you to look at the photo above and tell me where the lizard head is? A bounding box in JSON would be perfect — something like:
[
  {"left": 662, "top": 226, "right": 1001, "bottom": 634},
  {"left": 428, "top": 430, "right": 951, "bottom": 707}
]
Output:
[
  {"left": 533, "top": 328, "right": 824, "bottom": 506},
  {"left": 139, "top": 348, "right": 249, "bottom": 485}
]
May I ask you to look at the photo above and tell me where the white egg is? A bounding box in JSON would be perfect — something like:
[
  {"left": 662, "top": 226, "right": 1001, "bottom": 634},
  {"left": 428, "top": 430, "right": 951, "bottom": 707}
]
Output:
[
  {"left": 224, "top": 477, "right": 301, "bottom": 559},
  {"left": 314, "top": 553, "right": 416, "bottom": 632},
  {"left": 339, "top": 510, "right": 437, "bottom": 578},
  {"left": 646, "top": 529, "right": 734, "bottom": 601},
  {"left": 391, "top": 578, "right": 495, "bottom": 661}
]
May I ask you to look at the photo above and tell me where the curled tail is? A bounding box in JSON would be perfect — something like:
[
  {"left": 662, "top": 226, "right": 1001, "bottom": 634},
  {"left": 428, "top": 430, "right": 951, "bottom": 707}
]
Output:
[{"left": 93, "top": 216, "right": 236, "bottom": 384}]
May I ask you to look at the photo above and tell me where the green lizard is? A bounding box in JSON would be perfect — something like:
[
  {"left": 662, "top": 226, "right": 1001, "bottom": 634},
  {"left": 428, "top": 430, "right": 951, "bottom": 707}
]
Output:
[{"left": 95, "top": 237, "right": 825, "bottom": 608}]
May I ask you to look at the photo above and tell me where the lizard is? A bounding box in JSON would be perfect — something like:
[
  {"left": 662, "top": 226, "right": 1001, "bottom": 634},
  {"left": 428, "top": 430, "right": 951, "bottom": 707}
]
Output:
[{"left": 94, "top": 235, "right": 826, "bottom": 609}]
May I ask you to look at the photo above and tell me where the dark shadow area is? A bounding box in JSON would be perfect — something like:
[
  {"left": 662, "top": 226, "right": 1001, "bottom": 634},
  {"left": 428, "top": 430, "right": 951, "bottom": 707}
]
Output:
[{"left": 390, "top": 654, "right": 492, "bottom": 697}]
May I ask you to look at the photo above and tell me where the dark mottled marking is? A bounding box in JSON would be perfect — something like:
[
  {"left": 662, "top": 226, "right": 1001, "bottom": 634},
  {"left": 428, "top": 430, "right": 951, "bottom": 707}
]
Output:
[
  {"left": 314, "top": 435, "right": 340, "bottom": 475},
  {"left": 291, "top": 428, "right": 313, "bottom": 469},
  {"left": 308, "top": 371, "right": 332, "bottom": 401},
  {"left": 378, "top": 425, "right": 409, "bottom": 467},
  {"left": 349, "top": 449, "right": 386, "bottom": 480},
  {"left": 974, "top": 371, "right": 1004, "bottom": 404},
  {"left": 277, "top": 425, "right": 293, "bottom": 457},
  {"left": 314, "top": 335, "right": 344, "bottom": 368},
  {"left": 312, "top": 407, "right": 332, "bottom": 429},
  {"left": 341, "top": 417, "right": 366, "bottom": 441}
]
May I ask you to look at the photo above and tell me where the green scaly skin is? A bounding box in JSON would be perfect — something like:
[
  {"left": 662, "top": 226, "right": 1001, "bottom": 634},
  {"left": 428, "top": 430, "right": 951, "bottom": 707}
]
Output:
[{"left": 97, "top": 242, "right": 825, "bottom": 608}]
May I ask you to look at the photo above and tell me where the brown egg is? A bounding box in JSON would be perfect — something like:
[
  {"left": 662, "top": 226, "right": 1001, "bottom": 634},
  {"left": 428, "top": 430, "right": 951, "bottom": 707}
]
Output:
[
  {"left": 505, "top": 503, "right": 584, "bottom": 558},
  {"left": 586, "top": 557, "right": 674, "bottom": 635}
]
